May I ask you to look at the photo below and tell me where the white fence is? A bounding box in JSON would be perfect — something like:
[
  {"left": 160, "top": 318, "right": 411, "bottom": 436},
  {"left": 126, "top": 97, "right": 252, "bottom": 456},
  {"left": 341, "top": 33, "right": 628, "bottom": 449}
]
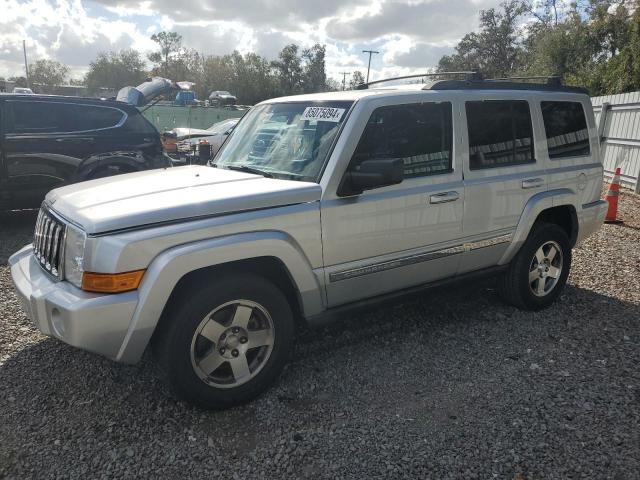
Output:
[{"left": 592, "top": 91, "right": 640, "bottom": 193}]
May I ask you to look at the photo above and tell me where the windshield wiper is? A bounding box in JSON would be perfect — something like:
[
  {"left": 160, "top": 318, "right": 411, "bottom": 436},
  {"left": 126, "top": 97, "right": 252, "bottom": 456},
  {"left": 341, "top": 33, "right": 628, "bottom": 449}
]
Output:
[{"left": 224, "top": 164, "right": 273, "bottom": 178}]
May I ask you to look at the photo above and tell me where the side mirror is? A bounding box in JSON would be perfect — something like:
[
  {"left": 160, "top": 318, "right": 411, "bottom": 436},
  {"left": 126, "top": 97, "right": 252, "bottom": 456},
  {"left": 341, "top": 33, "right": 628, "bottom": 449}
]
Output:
[{"left": 338, "top": 158, "right": 404, "bottom": 197}]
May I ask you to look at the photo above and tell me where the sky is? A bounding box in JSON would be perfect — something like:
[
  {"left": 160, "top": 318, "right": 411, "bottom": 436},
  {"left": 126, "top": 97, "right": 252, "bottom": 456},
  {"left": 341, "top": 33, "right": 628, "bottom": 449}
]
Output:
[{"left": 0, "top": 0, "right": 504, "bottom": 84}]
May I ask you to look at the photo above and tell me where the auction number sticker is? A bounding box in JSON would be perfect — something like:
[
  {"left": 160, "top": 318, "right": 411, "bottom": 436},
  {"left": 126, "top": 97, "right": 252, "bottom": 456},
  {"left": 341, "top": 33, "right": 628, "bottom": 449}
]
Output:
[{"left": 300, "top": 107, "right": 346, "bottom": 122}]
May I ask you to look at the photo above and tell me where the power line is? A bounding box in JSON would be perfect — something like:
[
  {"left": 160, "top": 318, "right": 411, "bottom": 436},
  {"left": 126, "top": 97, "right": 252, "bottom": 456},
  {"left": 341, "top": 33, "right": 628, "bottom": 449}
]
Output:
[
  {"left": 362, "top": 49, "right": 379, "bottom": 84},
  {"left": 339, "top": 71, "right": 351, "bottom": 91}
]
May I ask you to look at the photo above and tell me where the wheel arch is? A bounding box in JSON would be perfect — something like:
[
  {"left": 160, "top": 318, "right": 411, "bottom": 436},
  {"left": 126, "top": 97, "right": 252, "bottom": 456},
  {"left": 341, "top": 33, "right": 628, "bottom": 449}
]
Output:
[
  {"left": 162, "top": 256, "right": 306, "bottom": 328},
  {"left": 114, "top": 231, "right": 324, "bottom": 364},
  {"left": 76, "top": 152, "right": 147, "bottom": 180},
  {"left": 499, "top": 188, "right": 578, "bottom": 265}
]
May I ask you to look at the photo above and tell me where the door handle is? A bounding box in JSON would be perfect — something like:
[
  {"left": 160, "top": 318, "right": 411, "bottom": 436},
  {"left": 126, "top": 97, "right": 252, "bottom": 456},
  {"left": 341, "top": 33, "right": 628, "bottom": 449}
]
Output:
[
  {"left": 430, "top": 191, "right": 460, "bottom": 204},
  {"left": 522, "top": 178, "right": 545, "bottom": 189}
]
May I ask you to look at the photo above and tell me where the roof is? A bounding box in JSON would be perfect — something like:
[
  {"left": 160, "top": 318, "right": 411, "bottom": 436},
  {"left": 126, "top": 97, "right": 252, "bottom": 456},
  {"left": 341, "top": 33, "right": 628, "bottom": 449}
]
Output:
[
  {"left": 0, "top": 93, "right": 134, "bottom": 109},
  {"left": 260, "top": 84, "right": 432, "bottom": 104},
  {"left": 261, "top": 72, "right": 588, "bottom": 104},
  {"left": 259, "top": 79, "right": 588, "bottom": 105}
]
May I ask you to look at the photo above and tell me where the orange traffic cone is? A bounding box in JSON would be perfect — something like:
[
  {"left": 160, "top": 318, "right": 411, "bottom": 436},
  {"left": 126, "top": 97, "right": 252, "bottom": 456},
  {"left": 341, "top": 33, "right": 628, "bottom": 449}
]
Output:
[{"left": 604, "top": 167, "right": 623, "bottom": 224}]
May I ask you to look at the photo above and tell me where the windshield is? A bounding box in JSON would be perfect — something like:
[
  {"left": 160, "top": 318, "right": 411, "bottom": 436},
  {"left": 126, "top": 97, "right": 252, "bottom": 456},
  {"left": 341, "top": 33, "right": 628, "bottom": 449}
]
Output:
[
  {"left": 207, "top": 119, "right": 237, "bottom": 133},
  {"left": 214, "top": 101, "right": 352, "bottom": 182}
]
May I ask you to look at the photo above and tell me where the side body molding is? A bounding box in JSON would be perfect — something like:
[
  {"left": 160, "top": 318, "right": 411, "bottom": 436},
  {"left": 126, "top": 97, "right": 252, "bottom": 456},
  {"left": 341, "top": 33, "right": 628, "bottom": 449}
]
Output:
[
  {"left": 498, "top": 188, "right": 576, "bottom": 265},
  {"left": 115, "top": 231, "right": 324, "bottom": 363}
]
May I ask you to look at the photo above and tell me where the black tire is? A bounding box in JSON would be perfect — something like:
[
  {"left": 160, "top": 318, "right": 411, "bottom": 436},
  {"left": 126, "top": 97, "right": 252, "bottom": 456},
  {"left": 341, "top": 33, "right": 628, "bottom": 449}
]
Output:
[
  {"left": 498, "top": 222, "right": 571, "bottom": 311},
  {"left": 152, "top": 273, "right": 295, "bottom": 409}
]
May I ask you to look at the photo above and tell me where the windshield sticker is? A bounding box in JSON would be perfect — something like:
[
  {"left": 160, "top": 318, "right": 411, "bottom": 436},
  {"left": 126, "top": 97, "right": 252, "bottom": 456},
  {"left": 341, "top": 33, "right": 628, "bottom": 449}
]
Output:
[{"left": 300, "top": 107, "right": 346, "bottom": 123}]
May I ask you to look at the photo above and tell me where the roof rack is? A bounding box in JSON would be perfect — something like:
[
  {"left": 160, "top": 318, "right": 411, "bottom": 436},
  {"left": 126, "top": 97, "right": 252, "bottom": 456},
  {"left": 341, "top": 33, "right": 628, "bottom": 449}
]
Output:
[
  {"left": 426, "top": 77, "right": 587, "bottom": 94},
  {"left": 355, "top": 71, "right": 480, "bottom": 89},
  {"left": 355, "top": 71, "right": 587, "bottom": 94}
]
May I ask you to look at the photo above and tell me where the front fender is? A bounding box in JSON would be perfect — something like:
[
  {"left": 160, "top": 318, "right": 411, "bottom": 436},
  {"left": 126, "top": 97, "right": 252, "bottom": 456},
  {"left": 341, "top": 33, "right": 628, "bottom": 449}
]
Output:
[
  {"left": 498, "top": 188, "right": 577, "bottom": 265},
  {"left": 115, "top": 231, "right": 323, "bottom": 363}
]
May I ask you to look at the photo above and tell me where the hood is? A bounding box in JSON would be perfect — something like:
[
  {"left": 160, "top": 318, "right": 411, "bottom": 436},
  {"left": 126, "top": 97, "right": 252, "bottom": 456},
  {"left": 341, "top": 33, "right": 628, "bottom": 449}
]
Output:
[
  {"left": 116, "top": 77, "right": 177, "bottom": 106},
  {"left": 46, "top": 166, "right": 321, "bottom": 234}
]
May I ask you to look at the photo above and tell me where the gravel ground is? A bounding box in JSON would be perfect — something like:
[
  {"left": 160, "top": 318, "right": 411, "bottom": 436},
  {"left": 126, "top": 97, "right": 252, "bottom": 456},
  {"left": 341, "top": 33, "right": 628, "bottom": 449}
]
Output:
[{"left": 1, "top": 192, "right": 639, "bottom": 480}]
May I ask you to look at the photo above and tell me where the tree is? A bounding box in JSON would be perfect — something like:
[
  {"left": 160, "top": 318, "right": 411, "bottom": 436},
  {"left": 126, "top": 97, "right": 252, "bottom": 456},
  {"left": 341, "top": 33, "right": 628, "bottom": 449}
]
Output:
[
  {"left": 302, "top": 44, "right": 327, "bottom": 93},
  {"left": 8, "top": 76, "right": 27, "bottom": 88},
  {"left": 521, "top": 5, "right": 593, "bottom": 78},
  {"left": 84, "top": 50, "right": 148, "bottom": 93},
  {"left": 349, "top": 71, "right": 365, "bottom": 89},
  {"left": 601, "top": 6, "right": 640, "bottom": 93},
  {"left": 148, "top": 31, "right": 183, "bottom": 77},
  {"left": 272, "top": 44, "right": 303, "bottom": 95},
  {"left": 438, "top": 0, "right": 528, "bottom": 78},
  {"left": 29, "top": 59, "right": 69, "bottom": 87}
]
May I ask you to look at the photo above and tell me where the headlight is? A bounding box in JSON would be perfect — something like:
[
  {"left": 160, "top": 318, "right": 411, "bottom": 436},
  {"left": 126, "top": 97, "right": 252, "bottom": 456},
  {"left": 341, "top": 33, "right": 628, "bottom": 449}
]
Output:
[{"left": 63, "top": 224, "right": 86, "bottom": 288}]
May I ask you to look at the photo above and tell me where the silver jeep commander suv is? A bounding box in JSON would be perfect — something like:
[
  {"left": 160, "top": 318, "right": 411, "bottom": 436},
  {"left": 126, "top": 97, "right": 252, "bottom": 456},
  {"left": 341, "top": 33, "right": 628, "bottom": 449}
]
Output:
[{"left": 10, "top": 73, "right": 608, "bottom": 408}]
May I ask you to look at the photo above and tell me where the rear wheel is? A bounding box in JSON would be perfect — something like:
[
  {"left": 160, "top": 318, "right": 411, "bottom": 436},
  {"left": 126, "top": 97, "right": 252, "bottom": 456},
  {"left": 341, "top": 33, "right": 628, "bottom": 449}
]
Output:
[
  {"left": 498, "top": 223, "right": 571, "bottom": 311},
  {"left": 152, "top": 274, "right": 295, "bottom": 409}
]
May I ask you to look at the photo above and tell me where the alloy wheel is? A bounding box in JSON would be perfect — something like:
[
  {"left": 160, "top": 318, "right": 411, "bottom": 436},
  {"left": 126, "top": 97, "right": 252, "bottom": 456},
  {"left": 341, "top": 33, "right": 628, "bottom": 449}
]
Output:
[
  {"left": 190, "top": 300, "right": 275, "bottom": 388},
  {"left": 529, "top": 240, "right": 563, "bottom": 297}
]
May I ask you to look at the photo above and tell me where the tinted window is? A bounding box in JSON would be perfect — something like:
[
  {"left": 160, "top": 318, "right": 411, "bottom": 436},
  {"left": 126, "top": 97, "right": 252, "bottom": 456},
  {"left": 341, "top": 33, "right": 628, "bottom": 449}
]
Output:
[
  {"left": 352, "top": 102, "right": 453, "bottom": 178},
  {"left": 466, "top": 100, "right": 534, "bottom": 169},
  {"left": 122, "top": 111, "right": 158, "bottom": 135},
  {"left": 8, "top": 101, "right": 124, "bottom": 134},
  {"left": 80, "top": 105, "right": 124, "bottom": 130},
  {"left": 541, "top": 101, "right": 590, "bottom": 159}
]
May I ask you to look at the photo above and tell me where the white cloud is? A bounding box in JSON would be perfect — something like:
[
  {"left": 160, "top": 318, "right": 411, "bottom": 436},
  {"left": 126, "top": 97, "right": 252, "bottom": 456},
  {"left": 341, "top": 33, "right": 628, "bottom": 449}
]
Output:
[{"left": 0, "top": 0, "right": 495, "bottom": 83}]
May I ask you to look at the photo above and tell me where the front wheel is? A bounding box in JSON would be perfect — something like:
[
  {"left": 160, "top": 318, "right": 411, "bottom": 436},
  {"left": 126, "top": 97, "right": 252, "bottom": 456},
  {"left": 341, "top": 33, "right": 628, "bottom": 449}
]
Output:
[
  {"left": 152, "top": 274, "right": 295, "bottom": 409},
  {"left": 498, "top": 223, "right": 571, "bottom": 311}
]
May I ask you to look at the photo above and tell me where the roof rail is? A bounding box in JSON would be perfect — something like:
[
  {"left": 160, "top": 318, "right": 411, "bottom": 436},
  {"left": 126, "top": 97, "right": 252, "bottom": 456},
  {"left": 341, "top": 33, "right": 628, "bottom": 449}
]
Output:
[
  {"left": 426, "top": 75, "right": 587, "bottom": 94},
  {"left": 487, "top": 75, "right": 562, "bottom": 86},
  {"left": 355, "top": 71, "right": 479, "bottom": 89}
]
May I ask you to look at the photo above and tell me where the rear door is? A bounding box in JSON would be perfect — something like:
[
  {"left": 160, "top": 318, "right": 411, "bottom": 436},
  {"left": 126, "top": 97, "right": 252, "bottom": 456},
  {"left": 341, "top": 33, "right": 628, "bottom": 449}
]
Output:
[
  {"left": 459, "top": 95, "right": 547, "bottom": 273},
  {"left": 539, "top": 97, "right": 601, "bottom": 207}
]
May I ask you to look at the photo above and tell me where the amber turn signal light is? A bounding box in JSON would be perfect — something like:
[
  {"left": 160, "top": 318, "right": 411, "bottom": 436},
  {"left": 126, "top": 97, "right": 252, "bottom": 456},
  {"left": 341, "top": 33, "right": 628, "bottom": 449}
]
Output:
[{"left": 81, "top": 270, "right": 146, "bottom": 293}]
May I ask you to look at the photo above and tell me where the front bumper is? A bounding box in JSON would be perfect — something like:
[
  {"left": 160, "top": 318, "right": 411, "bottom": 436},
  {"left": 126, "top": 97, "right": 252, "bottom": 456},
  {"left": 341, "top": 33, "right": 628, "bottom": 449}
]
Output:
[
  {"left": 576, "top": 200, "right": 608, "bottom": 245},
  {"left": 9, "top": 245, "right": 139, "bottom": 362}
]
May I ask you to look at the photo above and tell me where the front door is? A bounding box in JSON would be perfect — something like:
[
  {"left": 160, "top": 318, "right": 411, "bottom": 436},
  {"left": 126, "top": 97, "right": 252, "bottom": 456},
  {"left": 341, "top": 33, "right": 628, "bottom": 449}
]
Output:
[{"left": 320, "top": 97, "right": 465, "bottom": 307}]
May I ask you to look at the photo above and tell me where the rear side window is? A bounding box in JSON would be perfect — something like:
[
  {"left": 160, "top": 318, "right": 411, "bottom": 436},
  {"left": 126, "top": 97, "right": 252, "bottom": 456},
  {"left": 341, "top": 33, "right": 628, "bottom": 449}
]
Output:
[
  {"left": 541, "top": 101, "right": 590, "bottom": 159},
  {"left": 466, "top": 100, "right": 534, "bottom": 170},
  {"left": 122, "top": 111, "right": 159, "bottom": 135},
  {"left": 7, "top": 101, "right": 124, "bottom": 134},
  {"left": 352, "top": 102, "right": 453, "bottom": 178},
  {"left": 80, "top": 105, "right": 124, "bottom": 130}
]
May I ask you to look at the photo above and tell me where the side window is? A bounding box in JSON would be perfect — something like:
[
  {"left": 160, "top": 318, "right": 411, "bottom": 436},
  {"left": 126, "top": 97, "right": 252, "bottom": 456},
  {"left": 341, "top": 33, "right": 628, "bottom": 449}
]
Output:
[
  {"left": 121, "top": 111, "right": 157, "bottom": 135},
  {"left": 7, "top": 101, "right": 124, "bottom": 134},
  {"left": 466, "top": 100, "right": 535, "bottom": 170},
  {"left": 8, "top": 101, "right": 77, "bottom": 134},
  {"left": 541, "top": 101, "right": 590, "bottom": 159},
  {"left": 352, "top": 102, "right": 453, "bottom": 178},
  {"left": 79, "top": 105, "right": 125, "bottom": 131}
]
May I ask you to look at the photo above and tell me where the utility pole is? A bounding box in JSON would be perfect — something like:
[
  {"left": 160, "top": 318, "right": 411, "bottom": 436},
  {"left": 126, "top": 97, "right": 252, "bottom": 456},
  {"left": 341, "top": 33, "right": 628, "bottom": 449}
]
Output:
[
  {"left": 23, "top": 40, "right": 30, "bottom": 88},
  {"left": 340, "top": 71, "right": 351, "bottom": 91},
  {"left": 362, "top": 49, "right": 379, "bottom": 84}
]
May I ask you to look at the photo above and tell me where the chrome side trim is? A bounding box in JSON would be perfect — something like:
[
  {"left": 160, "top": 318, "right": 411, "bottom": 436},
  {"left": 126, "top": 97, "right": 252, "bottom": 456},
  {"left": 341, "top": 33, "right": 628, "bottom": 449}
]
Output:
[
  {"left": 463, "top": 233, "right": 513, "bottom": 251},
  {"left": 329, "top": 233, "right": 512, "bottom": 283}
]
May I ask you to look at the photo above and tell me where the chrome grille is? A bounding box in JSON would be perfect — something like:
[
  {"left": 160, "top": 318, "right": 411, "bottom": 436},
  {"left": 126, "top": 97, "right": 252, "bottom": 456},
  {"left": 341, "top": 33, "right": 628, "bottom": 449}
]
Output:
[{"left": 33, "top": 207, "right": 66, "bottom": 279}]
